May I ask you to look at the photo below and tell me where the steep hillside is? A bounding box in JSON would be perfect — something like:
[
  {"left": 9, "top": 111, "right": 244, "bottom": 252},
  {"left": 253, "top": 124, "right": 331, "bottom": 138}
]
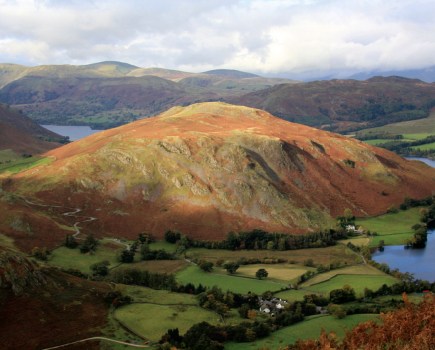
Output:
[
  {"left": 229, "top": 77, "right": 435, "bottom": 132},
  {"left": 0, "top": 104, "right": 63, "bottom": 154},
  {"left": 0, "top": 249, "right": 110, "bottom": 349},
  {"left": 7, "top": 103, "right": 435, "bottom": 243}
]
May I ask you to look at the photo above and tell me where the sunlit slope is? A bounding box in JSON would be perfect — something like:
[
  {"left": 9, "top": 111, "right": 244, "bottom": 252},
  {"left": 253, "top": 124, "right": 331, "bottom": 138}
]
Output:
[{"left": 11, "top": 102, "right": 435, "bottom": 240}]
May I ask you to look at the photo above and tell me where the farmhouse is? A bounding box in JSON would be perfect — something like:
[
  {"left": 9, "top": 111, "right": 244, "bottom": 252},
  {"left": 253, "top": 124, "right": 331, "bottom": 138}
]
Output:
[{"left": 259, "top": 297, "right": 288, "bottom": 315}]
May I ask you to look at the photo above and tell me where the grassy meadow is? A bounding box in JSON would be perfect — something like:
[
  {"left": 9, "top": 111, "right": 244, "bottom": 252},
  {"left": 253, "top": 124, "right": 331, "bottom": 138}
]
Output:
[
  {"left": 115, "top": 303, "right": 220, "bottom": 342},
  {"left": 48, "top": 239, "right": 123, "bottom": 273},
  {"left": 225, "top": 314, "right": 379, "bottom": 350},
  {"left": 176, "top": 265, "right": 287, "bottom": 294},
  {"left": 302, "top": 274, "right": 398, "bottom": 297},
  {"left": 356, "top": 207, "right": 423, "bottom": 246},
  {"left": 185, "top": 244, "right": 360, "bottom": 266},
  {"left": 0, "top": 155, "right": 53, "bottom": 174}
]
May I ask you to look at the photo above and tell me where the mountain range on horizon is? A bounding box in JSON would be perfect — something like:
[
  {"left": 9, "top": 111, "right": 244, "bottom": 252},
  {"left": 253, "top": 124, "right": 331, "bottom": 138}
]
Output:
[{"left": 1, "top": 61, "right": 435, "bottom": 134}]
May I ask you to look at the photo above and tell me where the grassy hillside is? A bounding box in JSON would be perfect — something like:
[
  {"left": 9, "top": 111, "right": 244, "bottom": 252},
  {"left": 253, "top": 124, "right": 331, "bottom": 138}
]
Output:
[
  {"left": 229, "top": 76, "right": 435, "bottom": 132},
  {"left": 355, "top": 110, "right": 435, "bottom": 158}
]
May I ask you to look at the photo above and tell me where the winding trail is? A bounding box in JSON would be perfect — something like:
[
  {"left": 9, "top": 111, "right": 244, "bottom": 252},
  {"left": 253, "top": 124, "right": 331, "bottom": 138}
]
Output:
[
  {"left": 23, "top": 198, "right": 97, "bottom": 238},
  {"left": 40, "top": 336, "right": 149, "bottom": 350}
]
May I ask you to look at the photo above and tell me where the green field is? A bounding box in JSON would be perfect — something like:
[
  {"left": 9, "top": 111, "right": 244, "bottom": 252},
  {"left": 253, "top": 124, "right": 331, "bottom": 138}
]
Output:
[
  {"left": 115, "top": 303, "right": 221, "bottom": 342},
  {"left": 48, "top": 240, "right": 123, "bottom": 273},
  {"left": 356, "top": 207, "right": 423, "bottom": 246},
  {"left": 300, "top": 265, "right": 385, "bottom": 287},
  {"left": 302, "top": 274, "right": 398, "bottom": 297},
  {"left": 225, "top": 314, "right": 378, "bottom": 350},
  {"left": 274, "top": 289, "right": 314, "bottom": 302},
  {"left": 358, "top": 110, "right": 435, "bottom": 135},
  {"left": 176, "top": 265, "right": 287, "bottom": 294},
  {"left": 185, "top": 245, "right": 360, "bottom": 266},
  {"left": 364, "top": 139, "right": 395, "bottom": 145},
  {"left": 0, "top": 156, "right": 53, "bottom": 174},
  {"left": 114, "top": 284, "right": 198, "bottom": 305},
  {"left": 411, "top": 141, "right": 435, "bottom": 150},
  {"left": 237, "top": 264, "right": 309, "bottom": 284},
  {"left": 149, "top": 240, "right": 178, "bottom": 253}
]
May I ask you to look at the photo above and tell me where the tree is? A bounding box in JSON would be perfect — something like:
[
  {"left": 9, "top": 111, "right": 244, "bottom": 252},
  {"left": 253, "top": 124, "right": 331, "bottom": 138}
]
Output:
[
  {"left": 31, "top": 247, "right": 49, "bottom": 261},
  {"left": 119, "top": 249, "right": 135, "bottom": 263},
  {"left": 65, "top": 234, "right": 78, "bottom": 248},
  {"left": 255, "top": 268, "right": 268, "bottom": 279},
  {"left": 79, "top": 234, "right": 99, "bottom": 253},
  {"left": 164, "top": 230, "right": 181, "bottom": 244},
  {"left": 223, "top": 262, "right": 239, "bottom": 274},
  {"left": 90, "top": 260, "right": 110, "bottom": 276},
  {"left": 328, "top": 304, "right": 347, "bottom": 319},
  {"left": 199, "top": 260, "right": 214, "bottom": 272}
]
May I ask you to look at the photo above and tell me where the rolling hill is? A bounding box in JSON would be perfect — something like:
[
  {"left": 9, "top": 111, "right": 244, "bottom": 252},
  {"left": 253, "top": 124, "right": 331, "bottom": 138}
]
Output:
[
  {"left": 0, "top": 62, "right": 298, "bottom": 129},
  {"left": 228, "top": 76, "right": 435, "bottom": 132},
  {"left": 0, "top": 103, "right": 64, "bottom": 155},
  {"left": 5, "top": 102, "right": 435, "bottom": 245}
]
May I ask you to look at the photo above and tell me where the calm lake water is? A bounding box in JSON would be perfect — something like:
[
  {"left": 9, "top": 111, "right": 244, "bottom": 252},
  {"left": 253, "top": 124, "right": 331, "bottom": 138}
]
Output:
[
  {"left": 405, "top": 157, "right": 435, "bottom": 167},
  {"left": 372, "top": 230, "right": 435, "bottom": 281},
  {"left": 41, "top": 125, "right": 103, "bottom": 141},
  {"left": 372, "top": 156, "right": 434, "bottom": 282}
]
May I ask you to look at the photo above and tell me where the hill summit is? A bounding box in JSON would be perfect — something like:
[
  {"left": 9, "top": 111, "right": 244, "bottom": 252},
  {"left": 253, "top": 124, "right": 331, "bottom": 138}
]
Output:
[{"left": 10, "top": 102, "right": 435, "bottom": 241}]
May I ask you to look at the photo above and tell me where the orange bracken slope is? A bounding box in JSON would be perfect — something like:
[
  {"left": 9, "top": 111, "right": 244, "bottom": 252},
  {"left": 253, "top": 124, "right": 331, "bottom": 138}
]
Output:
[{"left": 11, "top": 102, "right": 435, "bottom": 241}]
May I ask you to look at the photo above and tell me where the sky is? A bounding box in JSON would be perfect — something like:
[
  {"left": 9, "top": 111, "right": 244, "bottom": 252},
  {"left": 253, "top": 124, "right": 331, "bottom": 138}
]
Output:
[{"left": 1, "top": 0, "right": 435, "bottom": 77}]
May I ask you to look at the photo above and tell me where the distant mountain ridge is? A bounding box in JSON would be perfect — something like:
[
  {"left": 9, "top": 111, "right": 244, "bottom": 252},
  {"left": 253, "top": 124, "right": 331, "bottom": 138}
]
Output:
[
  {"left": 228, "top": 76, "right": 435, "bottom": 132},
  {"left": 0, "top": 61, "right": 298, "bottom": 129}
]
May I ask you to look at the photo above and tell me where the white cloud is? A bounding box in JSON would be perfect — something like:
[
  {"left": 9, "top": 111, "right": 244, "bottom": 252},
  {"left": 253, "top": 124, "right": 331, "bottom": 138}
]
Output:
[{"left": 0, "top": 0, "right": 435, "bottom": 75}]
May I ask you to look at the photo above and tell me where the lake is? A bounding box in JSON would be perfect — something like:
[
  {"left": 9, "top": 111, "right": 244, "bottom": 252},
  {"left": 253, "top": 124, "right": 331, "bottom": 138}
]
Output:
[
  {"left": 405, "top": 157, "right": 435, "bottom": 168},
  {"left": 41, "top": 125, "right": 103, "bottom": 141},
  {"left": 372, "top": 156, "right": 434, "bottom": 282},
  {"left": 372, "top": 229, "right": 435, "bottom": 281}
]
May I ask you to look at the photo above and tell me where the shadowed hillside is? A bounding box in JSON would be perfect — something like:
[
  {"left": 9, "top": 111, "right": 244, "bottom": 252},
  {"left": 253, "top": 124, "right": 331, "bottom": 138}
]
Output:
[
  {"left": 0, "top": 104, "right": 64, "bottom": 154},
  {"left": 5, "top": 102, "right": 435, "bottom": 244},
  {"left": 229, "top": 76, "right": 435, "bottom": 132}
]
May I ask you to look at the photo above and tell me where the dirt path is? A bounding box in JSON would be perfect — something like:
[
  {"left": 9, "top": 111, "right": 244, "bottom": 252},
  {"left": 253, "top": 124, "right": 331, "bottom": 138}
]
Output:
[
  {"left": 24, "top": 198, "right": 97, "bottom": 238},
  {"left": 40, "top": 336, "right": 149, "bottom": 350}
]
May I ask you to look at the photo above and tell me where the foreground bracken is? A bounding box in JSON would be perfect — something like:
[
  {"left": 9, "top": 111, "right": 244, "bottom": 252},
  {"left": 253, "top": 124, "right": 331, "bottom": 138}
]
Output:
[{"left": 287, "top": 293, "right": 435, "bottom": 350}]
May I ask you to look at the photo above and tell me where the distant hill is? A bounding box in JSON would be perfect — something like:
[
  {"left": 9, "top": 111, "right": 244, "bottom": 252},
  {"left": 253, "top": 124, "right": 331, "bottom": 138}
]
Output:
[
  {"left": 0, "top": 104, "right": 63, "bottom": 154},
  {"left": 228, "top": 76, "right": 435, "bottom": 132},
  {"left": 202, "top": 69, "right": 259, "bottom": 79},
  {"left": 7, "top": 102, "right": 435, "bottom": 243},
  {"left": 350, "top": 66, "right": 435, "bottom": 83},
  {"left": 0, "top": 62, "right": 298, "bottom": 129}
]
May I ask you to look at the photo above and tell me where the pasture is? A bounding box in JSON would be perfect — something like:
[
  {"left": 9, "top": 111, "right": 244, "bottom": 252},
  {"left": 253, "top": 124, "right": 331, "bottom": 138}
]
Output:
[
  {"left": 185, "top": 244, "right": 360, "bottom": 266},
  {"left": 356, "top": 207, "right": 423, "bottom": 246},
  {"left": 115, "top": 303, "right": 220, "bottom": 342},
  {"left": 225, "top": 314, "right": 379, "bottom": 350},
  {"left": 302, "top": 274, "right": 398, "bottom": 296},
  {"left": 300, "top": 265, "right": 386, "bottom": 287},
  {"left": 48, "top": 239, "right": 123, "bottom": 273},
  {"left": 176, "top": 265, "right": 287, "bottom": 294},
  {"left": 237, "top": 264, "right": 309, "bottom": 284}
]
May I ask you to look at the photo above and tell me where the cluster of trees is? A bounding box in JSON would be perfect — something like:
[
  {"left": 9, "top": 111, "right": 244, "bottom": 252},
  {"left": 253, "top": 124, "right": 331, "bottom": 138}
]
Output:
[
  {"left": 103, "top": 291, "right": 132, "bottom": 308},
  {"left": 118, "top": 234, "right": 175, "bottom": 263},
  {"left": 64, "top": 234, "right": 99, "bottom": 254},
  {"left": 372, "top": 135, "right": 435, "bottom": 158},
  {"left": 168, "top": 228, "right": 350, "bottom": 252},
  {"left": 356, "top": 131, "right": 404, "bottom": 141},
  {"left": 160, "top": 288, "right": 333, "bottom": 350},
  {"left": 110, "top": 268, "right": 177, "bottom": 290}
]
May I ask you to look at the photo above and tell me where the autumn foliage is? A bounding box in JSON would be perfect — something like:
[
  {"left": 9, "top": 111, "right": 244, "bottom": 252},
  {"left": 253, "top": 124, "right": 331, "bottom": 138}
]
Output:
[{"left": 287, "top": 293, "right": 435, "bottom": 350}]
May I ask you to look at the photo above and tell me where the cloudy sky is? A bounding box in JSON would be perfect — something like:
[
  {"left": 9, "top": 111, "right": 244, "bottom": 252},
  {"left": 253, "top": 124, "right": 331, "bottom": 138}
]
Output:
[{"left": 1, "top": 0, "right": 435, "bottom": 77}]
